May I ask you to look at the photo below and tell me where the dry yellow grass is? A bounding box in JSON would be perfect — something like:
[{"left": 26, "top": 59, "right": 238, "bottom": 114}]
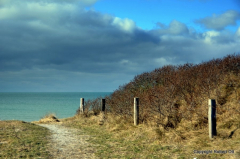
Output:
[
  {"left": 61, "top": 85, "right": 240, "bottom": 158},
  {"left": 33, "top": 113, "right": 60, "bottom": 124},
  {"left": 35, "top": 81, "right": 240, "bottom": 158}
]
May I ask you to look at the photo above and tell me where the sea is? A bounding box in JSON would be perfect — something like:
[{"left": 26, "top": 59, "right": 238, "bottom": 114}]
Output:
[{"left": 0, "top": 92, "right": 112, "bottom": 122}]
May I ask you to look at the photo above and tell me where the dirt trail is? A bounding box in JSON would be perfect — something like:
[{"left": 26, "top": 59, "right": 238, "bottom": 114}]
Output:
[{"left": 39, "top": 123, "right": 97, "bottom": 159}]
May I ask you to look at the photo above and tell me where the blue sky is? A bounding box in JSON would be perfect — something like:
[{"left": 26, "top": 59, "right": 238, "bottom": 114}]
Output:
[
  {"left": 0, "top": 0, "right": 240, "bottom": 92},
  {"left": 93, "top": 0, "right": 240, "bottom": 31}
]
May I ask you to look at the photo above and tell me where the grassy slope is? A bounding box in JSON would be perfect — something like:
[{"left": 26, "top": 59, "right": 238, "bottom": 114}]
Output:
[
  {"left": 1, "top": 113, "right": 239, "bottom": 158},
  {"left": 1, "top": 54, "right": 240, "bottom": 158},
  {"left": 62, "top": 110, "right": 240, "bottom": 159},
  {"left": 0, "top": 120, "right": 51, "bottom": 158},
  {"left": 64, "top": 54, "right": 240, "bottom": 158}
]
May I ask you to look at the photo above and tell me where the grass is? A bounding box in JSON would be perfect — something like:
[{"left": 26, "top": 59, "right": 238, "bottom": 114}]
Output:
[
  {"left": 41, "top": 113, "right": 57, "bottom": 119},
  {"left": 0, "top": 120, "right": 51, "bottom": 158},
  {"left": 61, "top": 112, "right": 240, "bottom": 159},
  {"left": 2, "top": 55, "right": 240, "bottom": 158},
  {"left": 1, "top": 101, "right": 240, "bottom": 158},
  {"left": 1, "top": 109, "right": 240, "bottom": 158},
  {"left": 1, "top": 88, "right": 240, "bottom": 158}
]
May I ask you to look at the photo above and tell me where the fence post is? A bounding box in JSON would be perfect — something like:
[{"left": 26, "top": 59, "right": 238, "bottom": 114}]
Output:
[
  {"left": 80, "top": 98, "right": 84, "bottom": 113},
  {"left": 134, "top": 97, "right": 139, "bottom": 126},
  {"left": 208, "top": 99, "right": 217, "bottom": 139},
  {"left": 101, "top": 99, "right": 105, "bottom": 112}
]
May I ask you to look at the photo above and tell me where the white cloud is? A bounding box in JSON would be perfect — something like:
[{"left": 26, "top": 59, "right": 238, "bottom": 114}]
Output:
[
  {"left": 154, "top": 57, "right": 168, "bottom": 65},
  {"left": 78, "top": 0, "right": 98, "bottom": 6},
  {"left": 0, "top": 0, "right": 240, "bottom": 92},
  {"left": 155, "top": 20, "right": 189, "bottom": 35},
  {"left": 0, "top": 4, "right": 17, "bottom": 19},
  {"left": 168, "top": 20, "right": 189, "bottom": 35},
  {"left": 0, "top": 0, "right": 100, "bottom": 20},
  {"left": 119, "top": 59, "right": 129, "bottom": 64},
  {"left": 0, "top": 0, "right": 10, "bottom": 6},
  {"left": 27, "top": 20, "right": 53, "bottom": 31},
  {"left": 203, "top": 31, "right": 220, "bottom": 44},
  {"left": 236, "top": 27, "right": 240, "bottom": 37},
  {"left": 0, "top": 0, "right": 98, "bottom": 6},
  {"left": 196, "top": 10, "right": 240, "bottom": 30},
  {"left": 0, "top": 1, "right": 77, "bottom": 21},
  {"left": 112, "top": 17, "right": 136, "bottom": 33},
  {"left": 154, "top": 57, "right": 178, "bottom": 67}
]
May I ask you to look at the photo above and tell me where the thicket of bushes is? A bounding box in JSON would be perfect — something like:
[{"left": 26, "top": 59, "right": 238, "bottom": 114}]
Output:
[{"left": 77, "top": 54, "right": 240, "bottom": 129}]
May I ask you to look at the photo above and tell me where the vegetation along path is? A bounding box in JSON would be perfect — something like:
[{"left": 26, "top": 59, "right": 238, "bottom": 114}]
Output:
[{"left": 39, "top": 123, "right": 97, "bottom": 159}]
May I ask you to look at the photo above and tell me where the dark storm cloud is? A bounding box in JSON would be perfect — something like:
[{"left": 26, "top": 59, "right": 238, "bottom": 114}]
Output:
[
  {"left": 195, "top": 10, "right": 240, "bottom": 30},
  {"left": 0, "top": 1, "right": 160, "bottom": 74},
  {"left": 0, "top": 0, "right": 239, "bottom": 92}
]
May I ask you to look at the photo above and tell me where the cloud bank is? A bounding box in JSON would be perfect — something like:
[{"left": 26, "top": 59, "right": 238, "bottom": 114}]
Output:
[
  {"left": 195, "top": 10, "right": 240, "bottom": 30},
  {"left": 0, "top": 0, "right": 239, "bottom": 92}
]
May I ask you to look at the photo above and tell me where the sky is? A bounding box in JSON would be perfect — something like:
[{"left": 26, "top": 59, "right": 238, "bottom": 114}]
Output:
[{"left": 0, "top": 0, "right": 240, "bottom": 92}]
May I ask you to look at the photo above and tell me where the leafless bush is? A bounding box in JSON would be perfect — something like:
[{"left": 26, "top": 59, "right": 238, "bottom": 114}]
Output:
[{"left": 77, "top": 53, "right": 240, "bottom": 128}]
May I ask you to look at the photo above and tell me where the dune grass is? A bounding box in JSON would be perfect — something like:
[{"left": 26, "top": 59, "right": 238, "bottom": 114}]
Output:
[
  {"left": 65, "top": 54, "right": 240, "bottom": 158},
  {"left": 41, "top": 113, "right": 56, "bottom": 119},
  {"left": 61, "top": 112, "right": 240, "bottom": 159},
  {"left": 1, "top": 112, "right": 239, "bottom": 158},
  {"left": 1, "top": 54, "right": 240, "bottom": 158},
  {"left": 0, "top": 120, "right": 51, "bottom": 158},
  {"left": 37, "top": 113, "right": 60, "bottom": 123}
]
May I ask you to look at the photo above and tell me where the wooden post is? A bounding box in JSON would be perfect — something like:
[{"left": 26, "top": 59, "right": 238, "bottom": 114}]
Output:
[
  {"left": 134, "top": 97, "right": 139, "bottom": 126},
  {"left": 208, "top": 99, "right": 217, "bottom": 139},
  {"left": 101, "top": 99, "right": 105, "bottom": 112},
  {"left": 80, "top": 98, "right": 84, "bottom": 113}
]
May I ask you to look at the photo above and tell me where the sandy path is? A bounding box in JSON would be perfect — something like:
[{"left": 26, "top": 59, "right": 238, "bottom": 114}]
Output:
[{"left": 39, "top": 123, "right": 97, "bottom": 159}]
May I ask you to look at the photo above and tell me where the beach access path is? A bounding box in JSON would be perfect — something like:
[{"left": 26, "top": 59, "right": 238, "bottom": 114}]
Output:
[{"left": 39, "top": 123, "right": 97, "bottom": 159}]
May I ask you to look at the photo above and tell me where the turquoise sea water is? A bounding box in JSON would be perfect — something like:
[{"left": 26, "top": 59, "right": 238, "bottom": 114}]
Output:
[{"left": 0, "top": 92, "right": 112, "bottom": 122}]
